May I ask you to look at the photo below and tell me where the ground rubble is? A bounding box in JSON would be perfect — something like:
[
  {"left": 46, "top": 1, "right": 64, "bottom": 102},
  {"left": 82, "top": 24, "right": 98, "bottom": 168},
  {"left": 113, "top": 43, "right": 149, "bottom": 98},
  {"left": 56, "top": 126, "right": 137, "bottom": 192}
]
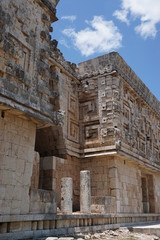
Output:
[{"left": 39, "top": 227, "right": 160, "bottom": 240}]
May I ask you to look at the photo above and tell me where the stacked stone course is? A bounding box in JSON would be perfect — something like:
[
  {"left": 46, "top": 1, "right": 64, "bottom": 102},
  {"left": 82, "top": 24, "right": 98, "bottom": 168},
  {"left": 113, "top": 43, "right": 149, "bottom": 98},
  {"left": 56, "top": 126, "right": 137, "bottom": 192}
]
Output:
[{"left": 0, "top": 0, "right": 160, "bottom": 239}]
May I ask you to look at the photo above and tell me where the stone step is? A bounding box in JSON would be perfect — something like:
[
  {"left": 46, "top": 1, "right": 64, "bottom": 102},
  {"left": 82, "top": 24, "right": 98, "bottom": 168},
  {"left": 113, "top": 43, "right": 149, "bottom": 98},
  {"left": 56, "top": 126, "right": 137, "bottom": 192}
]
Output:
[{"left": 129, "top": 222, "right": 160, "bottom": 237}]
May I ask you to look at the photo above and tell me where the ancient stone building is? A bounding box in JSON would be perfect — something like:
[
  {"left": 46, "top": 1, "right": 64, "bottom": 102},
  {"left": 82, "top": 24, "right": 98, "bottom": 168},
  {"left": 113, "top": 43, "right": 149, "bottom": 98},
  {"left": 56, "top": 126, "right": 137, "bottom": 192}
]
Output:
[{"left": 0, "top": 0, "right": 160, "bottom": 239}]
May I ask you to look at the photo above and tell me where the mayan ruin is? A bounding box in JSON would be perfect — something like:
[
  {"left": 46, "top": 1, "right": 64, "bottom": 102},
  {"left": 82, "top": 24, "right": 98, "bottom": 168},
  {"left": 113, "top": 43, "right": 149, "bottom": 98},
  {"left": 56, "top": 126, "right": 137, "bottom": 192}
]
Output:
[{"left": 0, "top": 0, "right": 160, "bottom": 239}]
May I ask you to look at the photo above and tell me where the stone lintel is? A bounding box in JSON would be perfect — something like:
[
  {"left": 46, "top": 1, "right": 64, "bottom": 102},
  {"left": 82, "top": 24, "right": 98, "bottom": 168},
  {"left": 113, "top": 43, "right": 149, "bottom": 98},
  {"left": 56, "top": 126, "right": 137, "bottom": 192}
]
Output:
[{"left": 0, "top": 96, "right": 56, "bottom": 127}]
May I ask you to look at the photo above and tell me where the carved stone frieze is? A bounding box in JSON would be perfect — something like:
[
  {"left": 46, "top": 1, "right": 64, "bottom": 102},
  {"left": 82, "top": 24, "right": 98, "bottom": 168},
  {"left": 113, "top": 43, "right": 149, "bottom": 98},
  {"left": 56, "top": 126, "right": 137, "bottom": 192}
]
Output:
[{"left": 78, "top": 53, "right": 160, "bottom": 165}]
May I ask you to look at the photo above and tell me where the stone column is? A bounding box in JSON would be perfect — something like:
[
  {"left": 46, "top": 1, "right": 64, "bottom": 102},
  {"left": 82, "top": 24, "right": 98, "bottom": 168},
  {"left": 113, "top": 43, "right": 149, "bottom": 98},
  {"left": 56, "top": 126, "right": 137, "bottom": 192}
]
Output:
[
  {"left": 80, "top": 170, "right": 91, "bottom": 213},
  {"left": 61, "top": 177, "right": 72, "bottom": 214}
]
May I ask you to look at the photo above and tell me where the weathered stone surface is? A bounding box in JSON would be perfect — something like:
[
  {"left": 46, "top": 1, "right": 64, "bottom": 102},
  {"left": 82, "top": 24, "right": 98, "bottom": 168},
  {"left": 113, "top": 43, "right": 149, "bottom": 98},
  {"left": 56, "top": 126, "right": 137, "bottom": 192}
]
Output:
[
  {"left": 0, "top": 0, "right": 63, "bottom": 126},
  {"left": 0, "top": 0, "right": 160, "bottom": 239},
  {"left": 80, "top": 170, "right": 91, "bottom": 214},
  {"left": 61, "top": 177, "right": 72, "bottom": 214},
  {"left": 79, "top": 53, "right": 160, "bottom": 168},
  {"left": 29, "top": 188, "right": 57, "bottom": 213}
]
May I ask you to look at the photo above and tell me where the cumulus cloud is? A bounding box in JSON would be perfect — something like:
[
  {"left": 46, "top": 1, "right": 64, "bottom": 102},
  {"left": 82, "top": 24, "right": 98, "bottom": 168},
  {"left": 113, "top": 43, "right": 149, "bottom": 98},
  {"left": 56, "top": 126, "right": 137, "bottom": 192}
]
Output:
[
  {"left": 61, "top": 15, "right": 77, "bottom": 22},
  {"left": 113, "top": 0, "right": 160, "bottom": 39},
  {"left": 62, "top": 16, "right": 122, "bottom": 57},
  {"left": 59, "top": 39, "right": 70, "bottom": 48},
  {"left": 113, "top": 9, "right": 129, "bottom": 25}
]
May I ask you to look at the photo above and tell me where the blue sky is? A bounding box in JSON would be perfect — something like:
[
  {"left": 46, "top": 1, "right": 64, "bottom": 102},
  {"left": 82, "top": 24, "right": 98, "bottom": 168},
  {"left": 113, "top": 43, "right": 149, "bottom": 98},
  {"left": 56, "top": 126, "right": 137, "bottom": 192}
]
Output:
[{"left": 51, "top": 0, "right": 160, "bottom": 101}]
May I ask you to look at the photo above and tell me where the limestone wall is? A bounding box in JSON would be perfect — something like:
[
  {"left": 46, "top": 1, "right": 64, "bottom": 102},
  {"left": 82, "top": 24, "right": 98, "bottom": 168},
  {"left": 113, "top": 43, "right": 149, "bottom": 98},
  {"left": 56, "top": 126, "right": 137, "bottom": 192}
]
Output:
[
  {"left": 0, "top": 111, "right": 36, "bottom": 214},
  {"left": 80, "top": 155, "right": 160, "bottom": 214},
  {"left": 81, "top": 157, "right": 110, "bottom": 197},
  {"left": 39, "top": 155, "right": 81, "bottom": 211},
  {"left": 80, "top": 156, "right": 142, "bottom": 214},
  {"left": 81, "top": 157, "right": 118, "bottom": 214},
  {"left": 116, "top": 158, "right": 142, "bottom": 213}
]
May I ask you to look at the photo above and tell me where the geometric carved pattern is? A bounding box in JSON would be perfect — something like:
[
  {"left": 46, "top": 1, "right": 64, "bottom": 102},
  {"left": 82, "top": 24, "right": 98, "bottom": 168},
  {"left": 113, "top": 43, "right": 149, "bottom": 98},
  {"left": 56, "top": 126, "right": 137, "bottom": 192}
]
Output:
[
  {"left": 123, "top": 104, "right": 130, "bottom": 122},
  {"left": 8, "top": 33, "right": 31, "bottom": 73},
  {"left": 85, "top": 124, "right": 99, "bottom": 142},
  {"left": 122, "top": 83, "right": 160, "bottom": 164},
  {"left": 68, "top": 94, "right": 78, "bottom": 120},
  {"left": 80, "top": 99, "right": 98, "bottom": 122},
  {"left": 68, "top": 94, "right": 79, "bottom": 143},
  {"left": 68, "top": 118, "right": 79, "bottom": 143}
]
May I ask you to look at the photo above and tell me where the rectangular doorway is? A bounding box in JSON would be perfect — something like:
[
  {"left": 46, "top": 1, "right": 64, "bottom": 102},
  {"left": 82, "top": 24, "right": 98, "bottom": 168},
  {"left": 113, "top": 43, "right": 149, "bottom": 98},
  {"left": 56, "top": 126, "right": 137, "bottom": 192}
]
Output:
[{"left": 141, "top": 174, "right": 155, "bottom": 213}]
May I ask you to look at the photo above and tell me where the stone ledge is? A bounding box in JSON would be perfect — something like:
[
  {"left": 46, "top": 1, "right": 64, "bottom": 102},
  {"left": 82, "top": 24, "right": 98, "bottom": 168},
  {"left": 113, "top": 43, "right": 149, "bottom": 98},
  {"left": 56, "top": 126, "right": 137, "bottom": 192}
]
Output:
[
  {"left": 0, "top": 213, "right": 160, "bottom": 223},
  {"left": 0, "top": 221, "right": 160, "bottom": 240}
]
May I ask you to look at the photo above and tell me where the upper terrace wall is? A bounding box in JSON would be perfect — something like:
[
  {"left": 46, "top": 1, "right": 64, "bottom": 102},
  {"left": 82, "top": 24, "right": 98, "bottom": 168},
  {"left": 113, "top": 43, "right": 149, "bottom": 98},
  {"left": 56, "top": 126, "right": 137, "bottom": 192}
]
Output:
[
  {"left": 0, "top": 0, "right": 80, "bottom": 159},
  {"left": 78, "top": 52, "right": 160, "bottom": 167},
  {"left": 0, "top": 0, "right": 59, "bottom": 125}
]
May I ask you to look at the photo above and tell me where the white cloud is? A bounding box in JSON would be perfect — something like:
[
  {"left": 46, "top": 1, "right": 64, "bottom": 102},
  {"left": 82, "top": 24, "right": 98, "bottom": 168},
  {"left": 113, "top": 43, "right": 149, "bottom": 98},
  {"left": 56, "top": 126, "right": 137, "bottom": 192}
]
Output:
[
  {"left": 59, "top": 39, "right": 70, "bottom": 48},
  {"left": 61, "top": 15, "right": 77, "bottom": 22},
  {"left": 114, "top": 0, "right": 160, "bottom": 39},
  {"left": 62, "top": 16, "right": 122, "bottom": 57},
  {"left": 135, "top": 22, "right": 157, "bottom": 39},
  {"left": 113, "top": 9, "right": 129, "bottom": 25}
]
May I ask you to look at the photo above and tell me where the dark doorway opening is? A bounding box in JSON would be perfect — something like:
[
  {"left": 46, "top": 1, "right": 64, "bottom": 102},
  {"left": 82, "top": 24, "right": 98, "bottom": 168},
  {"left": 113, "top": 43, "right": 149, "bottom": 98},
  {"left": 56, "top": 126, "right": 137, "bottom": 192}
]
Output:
[{"left": 141, "top": 174, "right": 155, "bottom": 213}]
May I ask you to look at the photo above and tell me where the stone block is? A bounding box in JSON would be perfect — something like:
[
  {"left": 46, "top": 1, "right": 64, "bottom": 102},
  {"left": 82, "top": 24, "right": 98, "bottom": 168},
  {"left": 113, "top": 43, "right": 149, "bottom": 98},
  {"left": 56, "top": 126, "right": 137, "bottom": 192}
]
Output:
[
  {"left": 43, "top": 220, "right": 49, "bottom": 229},
  {"left": 49, "top": 220, "right": 55, "bottom": 229},
  {"left": 0, "top": 199, "right": 11, "bottom": 214},
  {"left": 32, "top": 221, "right": 37, "bottom": 230},
  {"left": 5, "top": 185, "right": 15, "bottom": 200},
  {"left": 20, "top": 191, "right": 29, "bottom": 214},
  {"left": 0, "top": 223, "right": 7, "bottom": 233},
  {"left": 0, "top": 141, "right": 5, "bottom": 154},
  {"left": 37, "top": 220, "right": 43, "bottom": 230},
  {"left": 41, "top": 156, "right": 56, "bottom": 170},
  {"left": 109, "top": 168, "right": 117, "bottom": 178},
  {"left": 23, "top": 162, "right": 33, "bottom": 185},
  {"left": 3, "top": 155, "right": 15, "bottom": 171},
  {"left": 110, "top": 178, "right": 117, "bottom": 189},
  {"left": 22, "top": 221, "right": 32, "bottom": 231},
  {"left": 117, "top": 200, "right": 120, "bottom": 212},
  {"left": 11, "top": 200, "right": 21, "bottom": 214},
  {"left": 91, "top": 196, "right": 116, "bottom": 214},
  {"left": 29, "top": 189, "right": 57, "bottom": 214},
  {"left": 8, "top": 222, "right": 22, "bottom": 232},
  {"left": 0, "top": 186, "right": 5, "bottom": 199},
  {"left": 56, "top": 220, "right": 65, "bottom": 228},
  {"left": 70, "top": 219, "right": 77, "bottom": 227}
]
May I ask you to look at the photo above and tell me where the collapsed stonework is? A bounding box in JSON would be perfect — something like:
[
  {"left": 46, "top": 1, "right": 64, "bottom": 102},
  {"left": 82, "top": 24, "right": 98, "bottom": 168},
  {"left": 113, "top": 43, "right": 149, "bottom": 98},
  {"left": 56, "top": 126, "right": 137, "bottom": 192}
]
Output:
[{"left": 0, "top": 0, "right": 160, "bottom": 239}]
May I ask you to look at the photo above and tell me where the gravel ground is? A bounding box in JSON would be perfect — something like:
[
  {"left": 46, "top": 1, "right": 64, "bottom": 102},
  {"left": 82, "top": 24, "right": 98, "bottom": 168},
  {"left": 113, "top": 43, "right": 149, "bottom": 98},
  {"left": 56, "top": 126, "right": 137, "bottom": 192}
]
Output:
[
  {"left": 35, "top": 227, "right": 160, "bottom": 240},
  {"left": 82, "top": 228, "right": 160, "bottom": 239}
]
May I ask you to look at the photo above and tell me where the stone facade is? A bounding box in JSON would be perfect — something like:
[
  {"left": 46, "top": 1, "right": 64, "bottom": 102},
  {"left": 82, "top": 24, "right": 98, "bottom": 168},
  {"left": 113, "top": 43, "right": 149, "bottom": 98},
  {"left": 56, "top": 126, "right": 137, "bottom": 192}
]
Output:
[
  {"left": 0, "top": 0, "right": 160, "bottom": 239},
  {"left": 78, "top": 54, "right": 160, "bottom": 214}
]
